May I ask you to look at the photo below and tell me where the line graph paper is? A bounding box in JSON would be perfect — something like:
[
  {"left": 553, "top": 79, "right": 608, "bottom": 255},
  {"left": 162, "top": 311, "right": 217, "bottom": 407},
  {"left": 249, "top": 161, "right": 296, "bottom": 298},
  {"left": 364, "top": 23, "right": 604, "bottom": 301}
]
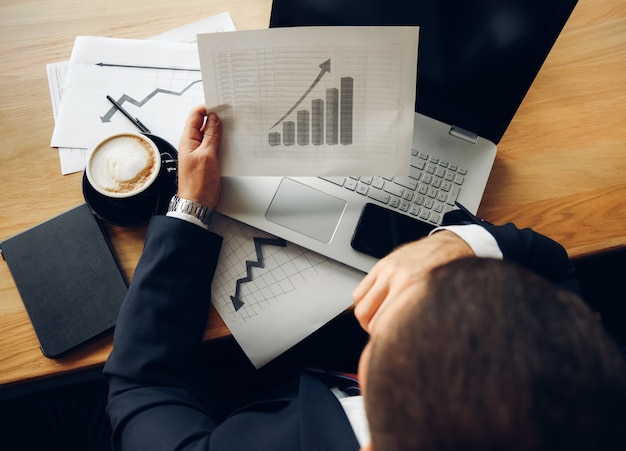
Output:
[
  {"left": 51, "top": 36, "right": 204, "bottom": 151},
  {"left": 207, "top": 212, "right": 363, "bottom": 367},
  {"left": 229, "top": 236, "right": 288, "bottom": 312},
  {"left": 98, "top": 65, "right": 204, "bottom": 132},
  {"left": 100, "top": 75, "right": 202, "bottom": 123},
  {"left": 209, "top": 213, "right": 333, "bottom": 322}
]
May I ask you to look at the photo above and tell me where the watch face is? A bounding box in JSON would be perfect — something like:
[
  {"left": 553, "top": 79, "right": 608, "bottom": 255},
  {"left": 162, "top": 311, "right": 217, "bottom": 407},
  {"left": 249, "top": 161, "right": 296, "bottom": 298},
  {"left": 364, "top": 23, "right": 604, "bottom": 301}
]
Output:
[{"left": 83, "top": 134, "right": 178, "bottom": 227}]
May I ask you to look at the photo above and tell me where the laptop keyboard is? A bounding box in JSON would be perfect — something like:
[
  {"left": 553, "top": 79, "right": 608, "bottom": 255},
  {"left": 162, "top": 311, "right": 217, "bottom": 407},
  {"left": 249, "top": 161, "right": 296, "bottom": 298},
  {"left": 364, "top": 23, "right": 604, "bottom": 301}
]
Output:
[{"left": 320, "top": 149, "right": 466, "bottom": 225}]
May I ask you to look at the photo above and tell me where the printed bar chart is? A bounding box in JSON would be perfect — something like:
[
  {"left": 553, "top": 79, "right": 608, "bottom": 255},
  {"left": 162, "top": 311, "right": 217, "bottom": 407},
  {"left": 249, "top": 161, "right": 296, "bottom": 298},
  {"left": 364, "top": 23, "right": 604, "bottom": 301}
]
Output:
[{"left": 268, "top": 58, "right": 354, "bottom": 147}]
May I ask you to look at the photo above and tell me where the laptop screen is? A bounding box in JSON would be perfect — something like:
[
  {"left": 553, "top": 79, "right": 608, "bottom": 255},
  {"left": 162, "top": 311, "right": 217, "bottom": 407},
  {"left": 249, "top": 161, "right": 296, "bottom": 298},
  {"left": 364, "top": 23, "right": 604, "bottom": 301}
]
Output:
[{"left": 269, "top": 0, "right": 577, "bottom": 144}]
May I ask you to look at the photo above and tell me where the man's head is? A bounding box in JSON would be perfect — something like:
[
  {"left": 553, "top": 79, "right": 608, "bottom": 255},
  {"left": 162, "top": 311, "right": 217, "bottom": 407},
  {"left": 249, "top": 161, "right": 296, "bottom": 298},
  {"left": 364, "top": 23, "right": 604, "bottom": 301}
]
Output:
[{"left": 360, "top": 257, "right": 626, "bottom": 451}]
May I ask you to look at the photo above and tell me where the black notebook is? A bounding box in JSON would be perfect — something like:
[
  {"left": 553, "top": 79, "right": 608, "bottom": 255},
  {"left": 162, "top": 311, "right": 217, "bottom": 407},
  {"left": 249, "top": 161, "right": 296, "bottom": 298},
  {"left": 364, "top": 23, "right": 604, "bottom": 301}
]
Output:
[{"left": 1, "top": 204, "right": 128, "bottom": 358}]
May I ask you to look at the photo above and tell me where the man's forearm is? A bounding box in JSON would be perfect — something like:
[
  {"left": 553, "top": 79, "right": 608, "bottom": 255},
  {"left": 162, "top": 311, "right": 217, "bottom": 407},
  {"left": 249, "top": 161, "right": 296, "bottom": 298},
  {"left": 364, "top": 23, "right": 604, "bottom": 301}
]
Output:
[
  {"left": 104, "top": 215, "right": 222, "bottom": 388},
  {"left": 439, "top": 213, "right": 580, "bottom": 296}
]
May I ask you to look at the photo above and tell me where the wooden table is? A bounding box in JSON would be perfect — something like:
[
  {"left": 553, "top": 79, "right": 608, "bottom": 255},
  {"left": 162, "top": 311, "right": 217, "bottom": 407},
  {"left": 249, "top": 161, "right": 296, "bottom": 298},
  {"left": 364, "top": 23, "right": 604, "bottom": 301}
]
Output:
[{"left": 1, "top": 0, "right": 624, "bottom": 388}]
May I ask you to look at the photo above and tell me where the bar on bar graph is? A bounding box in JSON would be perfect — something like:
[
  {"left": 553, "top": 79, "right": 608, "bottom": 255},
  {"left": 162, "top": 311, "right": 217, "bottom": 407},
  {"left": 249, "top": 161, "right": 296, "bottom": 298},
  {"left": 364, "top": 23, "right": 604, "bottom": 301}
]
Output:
[
  {"left": 326, "top": 88, "right": 339, "bottom": 145},
  {"left": 312, "top": 99, "right": 324, "bottom": 145},
  {"left": 283, "top": 121, "right": 295, "bottom": 146},
  {"left": 297, "top": 110, "right": 310, "bottom": 145},
  {"left": 269, "top": 132, "right": 281, "bottom": 146},
  {"left": 340, "top": 77, "right": 353, "bottom": 145}
]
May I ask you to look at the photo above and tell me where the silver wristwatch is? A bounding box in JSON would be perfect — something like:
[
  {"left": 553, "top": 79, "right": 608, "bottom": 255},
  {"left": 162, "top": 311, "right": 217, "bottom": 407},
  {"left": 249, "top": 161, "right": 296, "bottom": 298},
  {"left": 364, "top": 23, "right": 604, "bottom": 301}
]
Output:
[{"left": 168, "top": 195, "right": 213, "bottom": 225}]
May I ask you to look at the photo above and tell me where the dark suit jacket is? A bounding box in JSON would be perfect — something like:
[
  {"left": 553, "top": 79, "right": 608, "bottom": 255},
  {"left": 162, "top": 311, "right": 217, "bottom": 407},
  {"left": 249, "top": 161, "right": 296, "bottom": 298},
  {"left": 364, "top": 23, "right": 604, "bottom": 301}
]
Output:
[{"left": 104, "top": 212, "right": 579, "bottom": 450}]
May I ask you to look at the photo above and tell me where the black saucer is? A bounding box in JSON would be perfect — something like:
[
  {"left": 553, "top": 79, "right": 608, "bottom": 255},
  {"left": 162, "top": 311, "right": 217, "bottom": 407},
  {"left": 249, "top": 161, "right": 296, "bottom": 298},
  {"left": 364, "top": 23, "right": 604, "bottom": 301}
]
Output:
[{"left": 83, "top": 134, "right": 178, "bottom": 227}]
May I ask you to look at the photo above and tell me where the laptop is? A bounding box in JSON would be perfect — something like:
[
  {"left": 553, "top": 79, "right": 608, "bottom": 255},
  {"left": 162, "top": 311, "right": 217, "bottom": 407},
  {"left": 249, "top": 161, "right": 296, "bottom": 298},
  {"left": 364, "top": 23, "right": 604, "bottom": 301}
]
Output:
[{"left": 215, "top": 0, "right": 578, "bottom": 273}]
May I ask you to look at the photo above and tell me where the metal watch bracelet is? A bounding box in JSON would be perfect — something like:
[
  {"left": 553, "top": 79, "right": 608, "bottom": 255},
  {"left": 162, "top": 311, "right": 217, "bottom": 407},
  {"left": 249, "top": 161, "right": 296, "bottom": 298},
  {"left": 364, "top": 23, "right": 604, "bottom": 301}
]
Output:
[{"left": 168, "top": 195, "right": 213, "bottom": 225}]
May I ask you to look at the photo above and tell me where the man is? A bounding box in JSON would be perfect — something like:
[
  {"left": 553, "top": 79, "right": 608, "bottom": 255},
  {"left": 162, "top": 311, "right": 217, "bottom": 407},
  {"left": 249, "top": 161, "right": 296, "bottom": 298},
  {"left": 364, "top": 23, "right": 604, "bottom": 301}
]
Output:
[
  {"left": 104, "top": 106, "right": 626, "bottom": 450},
  {"left": 359, "top": 258, "right": 626, "bottom": 450}
]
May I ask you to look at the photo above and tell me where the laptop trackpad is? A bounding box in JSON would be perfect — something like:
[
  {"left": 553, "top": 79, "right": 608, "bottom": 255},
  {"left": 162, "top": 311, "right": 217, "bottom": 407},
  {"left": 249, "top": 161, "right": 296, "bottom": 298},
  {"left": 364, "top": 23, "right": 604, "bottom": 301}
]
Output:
[{"left": 265, "top": 178, "right": 346, "bottom": 243}]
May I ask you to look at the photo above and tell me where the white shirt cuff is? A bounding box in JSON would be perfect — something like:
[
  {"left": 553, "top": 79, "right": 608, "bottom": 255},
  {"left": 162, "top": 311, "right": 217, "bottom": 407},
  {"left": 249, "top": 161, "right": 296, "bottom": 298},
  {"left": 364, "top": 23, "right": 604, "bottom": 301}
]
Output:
[
  {"left": 429, "top": 224, "right": 503, "bottom": 259},
  {"left": 166, "top": 211, "right": 209, "bottom": 230}
]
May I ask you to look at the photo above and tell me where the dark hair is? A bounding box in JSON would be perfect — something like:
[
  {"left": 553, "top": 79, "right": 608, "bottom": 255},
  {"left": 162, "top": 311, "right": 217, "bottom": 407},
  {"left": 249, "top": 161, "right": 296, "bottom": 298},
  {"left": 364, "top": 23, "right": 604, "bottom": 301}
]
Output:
[{"left": 365, "top": 258, "right": 626, "bottom": 451}]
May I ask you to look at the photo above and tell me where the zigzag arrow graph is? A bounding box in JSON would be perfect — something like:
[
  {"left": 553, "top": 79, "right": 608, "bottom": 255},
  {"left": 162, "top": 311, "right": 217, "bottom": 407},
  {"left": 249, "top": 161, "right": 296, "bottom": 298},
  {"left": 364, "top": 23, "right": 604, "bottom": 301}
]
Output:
[
  {"left": 100, "top": 79, "right": 203, "bottom": 123},
  {"left": 230, "top": 237, "right": 288, "bottom": 311}
]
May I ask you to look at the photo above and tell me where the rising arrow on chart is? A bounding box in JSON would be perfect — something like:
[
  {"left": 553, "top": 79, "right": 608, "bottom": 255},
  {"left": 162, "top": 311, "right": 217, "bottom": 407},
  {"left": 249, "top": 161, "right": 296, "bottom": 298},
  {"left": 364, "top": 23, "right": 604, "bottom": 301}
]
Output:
[
  {"left": 100, "top": 79, "right": 203, "bottom": 123},
  {"left": 270, "top": 59, "right": 331, "bottom": 130}
]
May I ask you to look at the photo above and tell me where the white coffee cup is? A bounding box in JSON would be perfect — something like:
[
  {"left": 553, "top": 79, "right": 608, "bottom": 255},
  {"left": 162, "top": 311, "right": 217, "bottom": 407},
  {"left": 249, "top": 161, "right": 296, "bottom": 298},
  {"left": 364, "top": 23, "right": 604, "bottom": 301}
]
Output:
[{"left": 85, "top": 132, "right": 161, "bottom": 199}]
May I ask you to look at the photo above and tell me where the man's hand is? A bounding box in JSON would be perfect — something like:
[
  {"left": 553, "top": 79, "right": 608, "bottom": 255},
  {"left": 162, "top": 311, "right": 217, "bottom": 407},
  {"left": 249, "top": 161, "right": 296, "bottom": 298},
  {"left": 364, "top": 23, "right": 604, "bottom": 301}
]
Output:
[
  {"left": 352, "top": 231, "right": 474, "bottom": 333},
  {"left": 177, "top": 105, "right": 222, "bottom": 208}
]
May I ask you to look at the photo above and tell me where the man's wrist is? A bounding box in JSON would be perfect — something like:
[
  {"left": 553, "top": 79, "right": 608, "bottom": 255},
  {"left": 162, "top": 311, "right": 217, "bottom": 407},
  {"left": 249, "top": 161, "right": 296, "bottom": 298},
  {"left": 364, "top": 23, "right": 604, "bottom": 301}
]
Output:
[
  {"left": 167, "top": 195, "right": 213, "bottom": 229},
  {"left": 429, "top": 224, "right": 503, "bottom": 259}
]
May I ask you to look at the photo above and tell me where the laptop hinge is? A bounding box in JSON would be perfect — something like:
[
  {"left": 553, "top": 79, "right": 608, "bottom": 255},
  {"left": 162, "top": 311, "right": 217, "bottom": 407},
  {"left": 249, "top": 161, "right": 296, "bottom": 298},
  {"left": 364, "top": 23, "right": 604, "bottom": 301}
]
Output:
[{"left": 449, "top": 126, "right": 478, "bottom": 144}]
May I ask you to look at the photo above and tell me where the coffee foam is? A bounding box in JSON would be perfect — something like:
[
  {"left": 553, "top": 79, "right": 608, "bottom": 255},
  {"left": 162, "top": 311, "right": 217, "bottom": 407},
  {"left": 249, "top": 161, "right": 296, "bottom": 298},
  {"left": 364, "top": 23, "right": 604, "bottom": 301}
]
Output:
[{"left": 88, "top": 135, "right": 158, "bottom": 196}]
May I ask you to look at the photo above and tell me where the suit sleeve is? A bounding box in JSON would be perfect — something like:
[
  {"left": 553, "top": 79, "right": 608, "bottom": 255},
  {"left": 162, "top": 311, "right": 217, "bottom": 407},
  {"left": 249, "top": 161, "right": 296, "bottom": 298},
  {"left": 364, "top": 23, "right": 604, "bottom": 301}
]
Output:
[
  {"left": 103, "top": 215, "right": 223, "bottom": 451},
  {"left": 442, "top": 208, "right": 581, "bottom": 297}
]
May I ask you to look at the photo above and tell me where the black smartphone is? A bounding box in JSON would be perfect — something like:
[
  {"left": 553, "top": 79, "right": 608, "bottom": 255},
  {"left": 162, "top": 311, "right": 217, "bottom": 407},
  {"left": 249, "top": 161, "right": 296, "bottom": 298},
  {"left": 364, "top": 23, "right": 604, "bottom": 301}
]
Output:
[{"left": 351, "top": 203, "right": 436, "bottom": 259}]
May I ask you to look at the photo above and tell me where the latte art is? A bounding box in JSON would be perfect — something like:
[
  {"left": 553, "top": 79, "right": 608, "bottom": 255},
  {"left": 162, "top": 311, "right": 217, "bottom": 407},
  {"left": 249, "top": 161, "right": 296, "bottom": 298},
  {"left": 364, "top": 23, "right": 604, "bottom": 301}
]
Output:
[{"left": 86, "top": 133, "right": 161, "bottom": 198}]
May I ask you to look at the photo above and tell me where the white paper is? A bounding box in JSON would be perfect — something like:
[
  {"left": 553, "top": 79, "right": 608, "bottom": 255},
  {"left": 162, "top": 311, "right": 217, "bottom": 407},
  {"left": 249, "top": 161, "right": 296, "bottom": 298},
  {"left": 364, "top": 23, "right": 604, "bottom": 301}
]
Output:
[
  {"left": 197, "top": 26, "right": 419, "bottom": 176},
  {"left": 47, "top": 61, "right": 89, "bottom": 174},
  {"left": 149, "top": 12, "right": 235, "bottom": 44},
  {"left": 50, "top": 36, "right": 203, "bottom": 151},
  {"left": 49, "top": 13, "right": 237, "bottom": 174},
  {"left": 208, "top": 213, "right": 364, "bottom": 368},
  {"left": 47, "top": 60, "right": 67, "bottom": 120}
]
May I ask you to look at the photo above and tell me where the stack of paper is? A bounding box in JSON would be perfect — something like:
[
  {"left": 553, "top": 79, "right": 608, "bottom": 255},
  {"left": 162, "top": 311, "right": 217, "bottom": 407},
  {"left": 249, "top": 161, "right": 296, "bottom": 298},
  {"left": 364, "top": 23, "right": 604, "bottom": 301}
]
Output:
[{"left": 47, "top": 13, "right": 236, "bottom": 174}]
